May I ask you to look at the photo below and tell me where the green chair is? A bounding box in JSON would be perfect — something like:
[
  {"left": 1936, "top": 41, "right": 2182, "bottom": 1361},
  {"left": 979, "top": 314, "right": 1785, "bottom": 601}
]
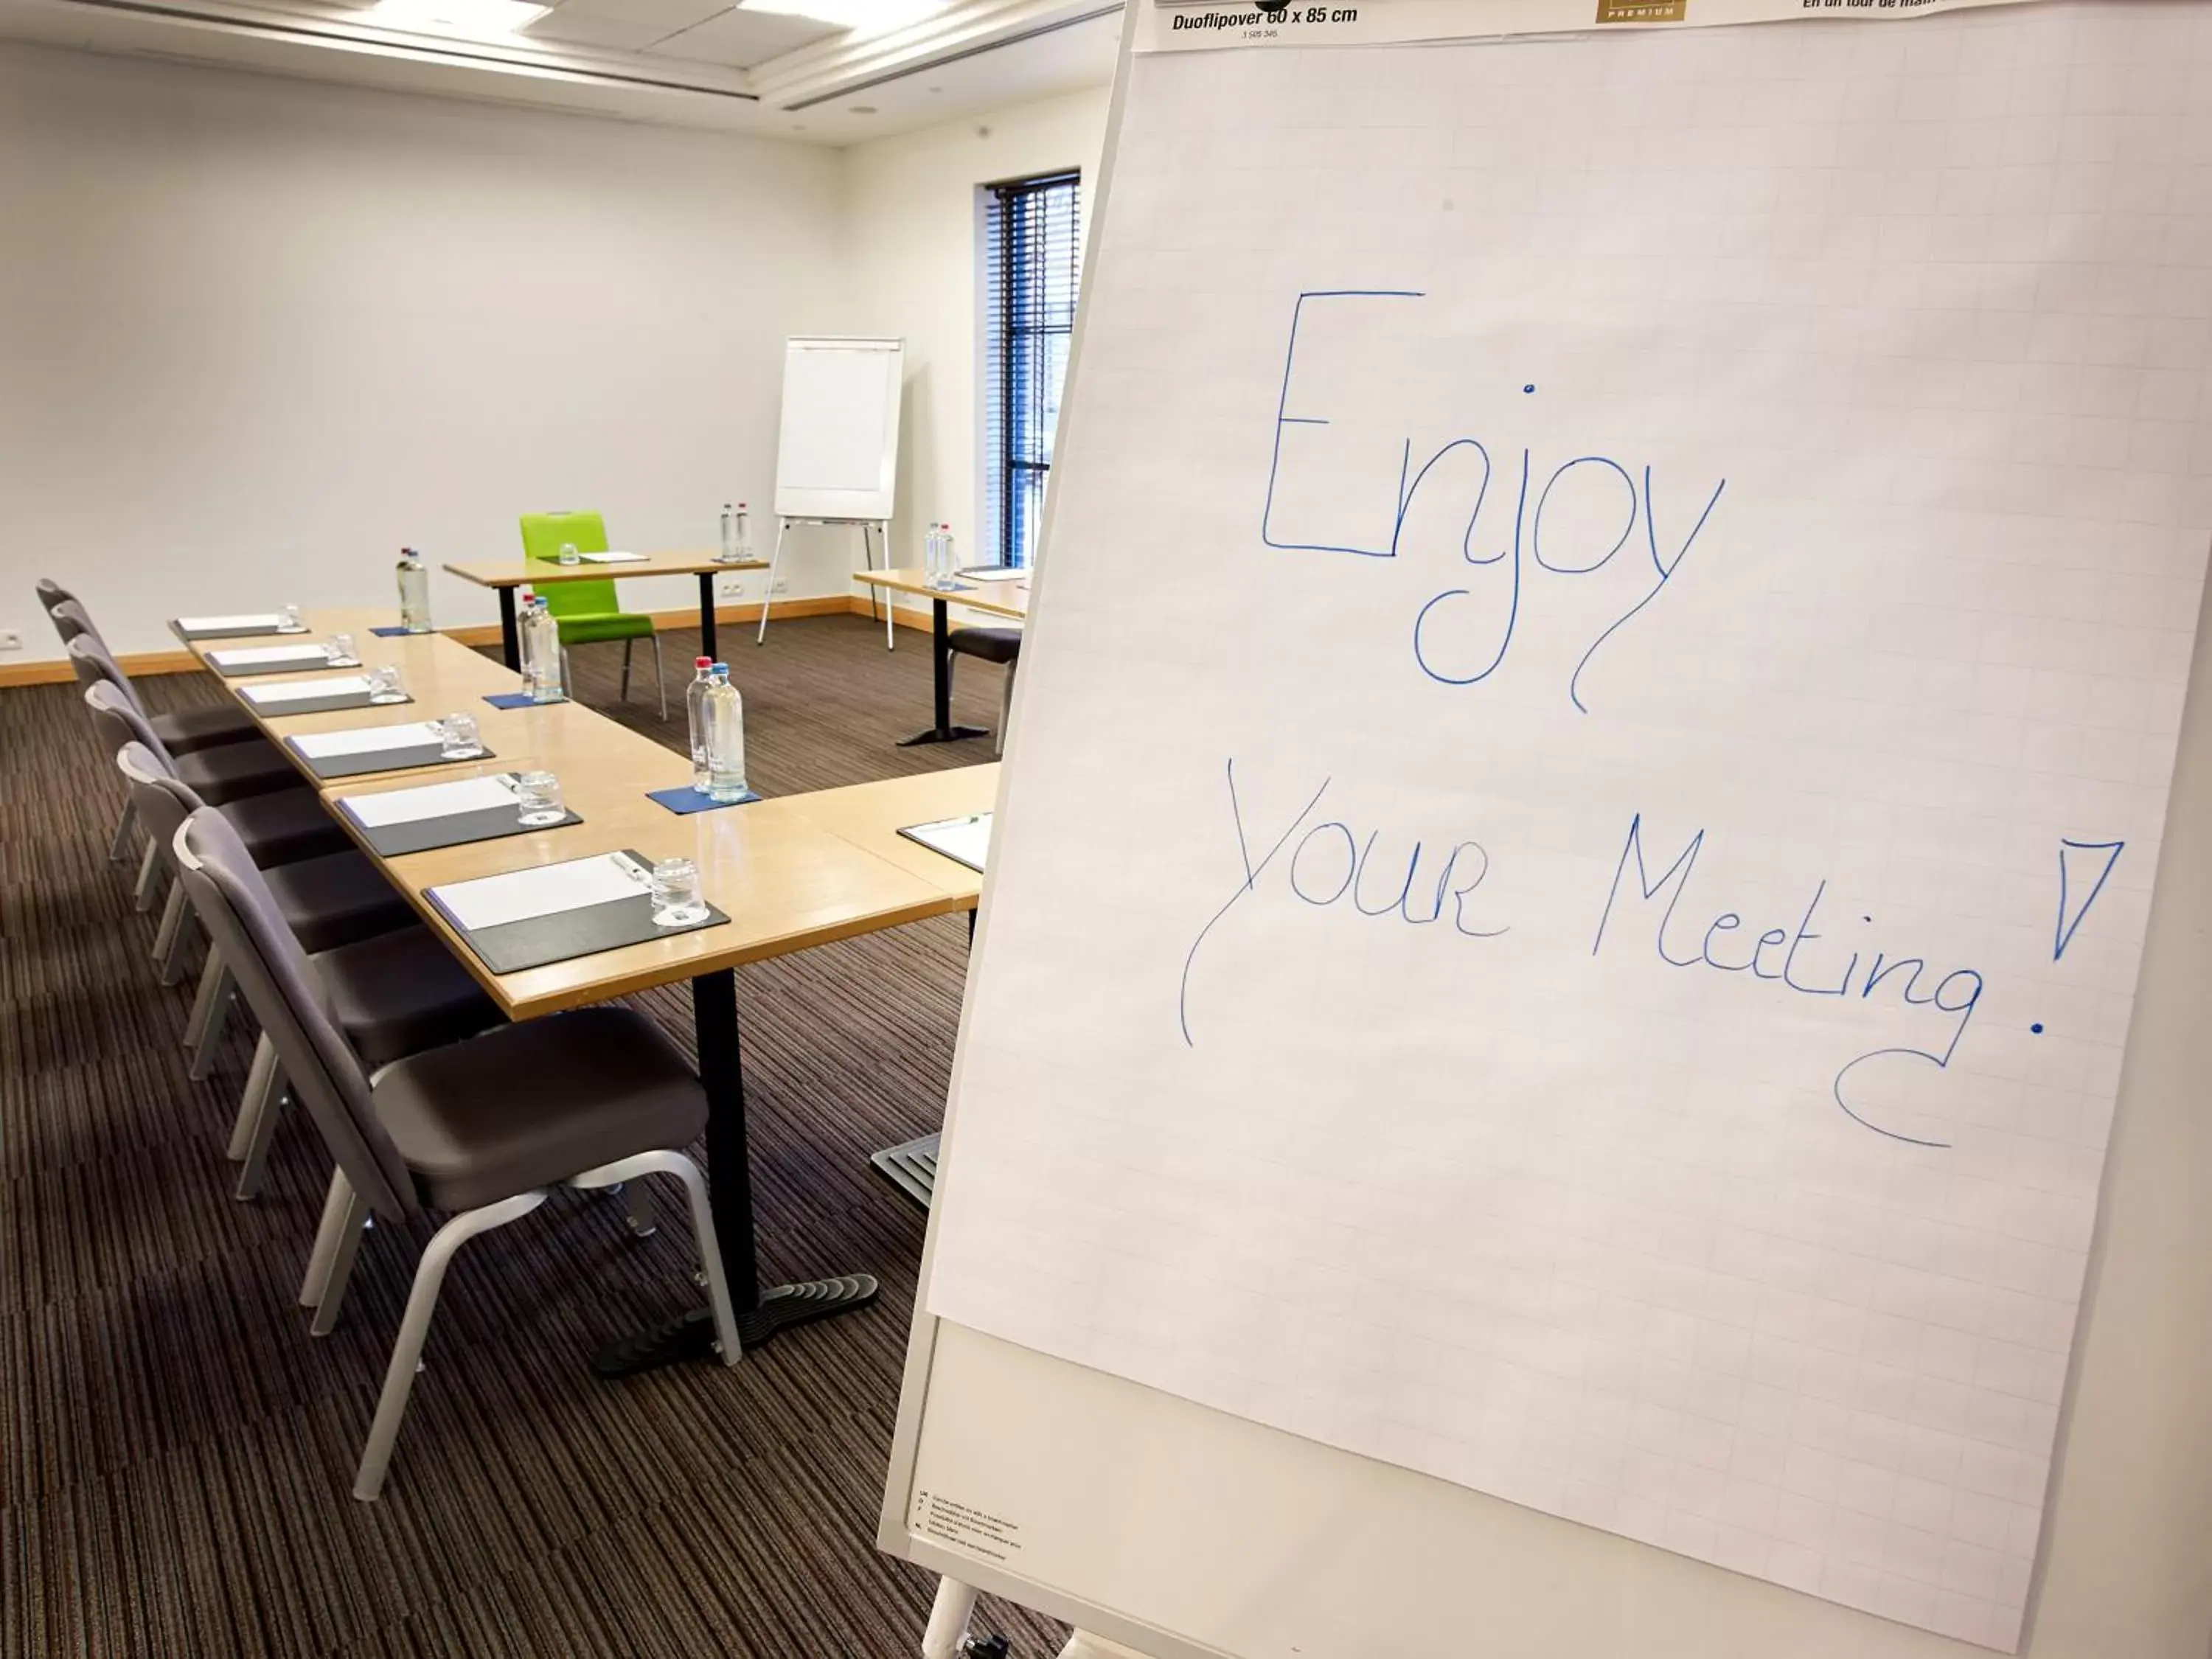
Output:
[{"left": 517, "top": 511, "right": 666, "bottom": 719}]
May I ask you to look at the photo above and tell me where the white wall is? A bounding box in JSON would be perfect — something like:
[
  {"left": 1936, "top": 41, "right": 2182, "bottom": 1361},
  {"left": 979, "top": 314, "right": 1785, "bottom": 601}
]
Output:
[
  {"left": 0, "top": 40, "right": 853, "bottom": 662},
  {"left": 838, "top": 86, "right": 1110, "bottom": 615}
]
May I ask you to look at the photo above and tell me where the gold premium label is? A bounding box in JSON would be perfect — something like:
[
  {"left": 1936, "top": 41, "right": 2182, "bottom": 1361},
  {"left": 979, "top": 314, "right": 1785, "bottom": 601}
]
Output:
[{"left": 1596, "top": 0, "right": 1686, "bottom": 18}]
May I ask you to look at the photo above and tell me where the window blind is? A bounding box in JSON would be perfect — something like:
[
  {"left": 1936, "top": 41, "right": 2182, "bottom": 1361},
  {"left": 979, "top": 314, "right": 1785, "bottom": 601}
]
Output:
[{"left": 982, "top": 170, "right": 1082, "bottom": 569}]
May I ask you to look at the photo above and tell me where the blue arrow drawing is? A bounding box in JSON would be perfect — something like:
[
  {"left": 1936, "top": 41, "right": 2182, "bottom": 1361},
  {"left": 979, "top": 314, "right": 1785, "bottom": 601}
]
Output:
[{"left": 2055, "top": 838, "right": 2125, "bottom": 961}]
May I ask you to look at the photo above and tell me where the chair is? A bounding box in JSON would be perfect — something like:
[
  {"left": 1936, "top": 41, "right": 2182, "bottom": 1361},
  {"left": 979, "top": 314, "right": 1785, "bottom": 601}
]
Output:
[
  {"left": 947, "top": 627, "right": 1023, "bottom": 757},
  {"left": 116, "top": 742, "right": 502, "bottom": 1197},
  {"left": 517, "top": 512, "right": 666, "bottom": 719},
  {"left": 35, "top": 577, "right": 78, "bottom": 616},
  {"left": 175, "top": 807, "right": 740, "bottom": 1502}
]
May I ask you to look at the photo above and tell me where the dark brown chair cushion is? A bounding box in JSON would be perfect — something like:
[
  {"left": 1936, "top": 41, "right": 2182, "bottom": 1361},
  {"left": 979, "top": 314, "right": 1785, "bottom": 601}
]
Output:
[
  {"left": 220, "top": 788, "right": 352, "bottom": 866},
  {"left": 150, "top": 704, "right": 263, "bottom": 754},
  {"left": 372, "top": 1007, "right": 706, "bottom": 1212},
  {"left": 947, "top": 626, "right": 1022, "bottom": 665},
  {"left": 313, "top": 928, "right": 504, "bottom": 1071},
  {"left": 175, "top": 740, "right": 298, "bottom": 807},
  {"left": 260, "top": 852, "right": 413, "bottom": 953}
]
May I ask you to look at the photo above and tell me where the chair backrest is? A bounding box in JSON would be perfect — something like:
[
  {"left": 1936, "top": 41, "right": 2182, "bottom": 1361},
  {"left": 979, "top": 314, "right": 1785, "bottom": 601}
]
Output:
[
  {"left": 49, "top": 598, "right": 99, "bottom": 647},
  {"left": 35, "top": 578, "right": 77, "bottom": 616},
  {"left": 116, "top": 742, "right": 202, "bottom": 866},
  {"left": 175, "top": 807, "right": 420, "bottom": 1222},
  {"left": 83, "top": 680, "right": 174, "bottom": 774},
  {"left": 518, "top": 512, "right": 618, "bottom": 619}
]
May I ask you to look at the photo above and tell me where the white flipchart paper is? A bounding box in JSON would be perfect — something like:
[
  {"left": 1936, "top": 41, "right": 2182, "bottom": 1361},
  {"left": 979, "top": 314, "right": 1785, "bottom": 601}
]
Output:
[{"left": 923, "top": 7, "right": 2212, "bottom": 1650}]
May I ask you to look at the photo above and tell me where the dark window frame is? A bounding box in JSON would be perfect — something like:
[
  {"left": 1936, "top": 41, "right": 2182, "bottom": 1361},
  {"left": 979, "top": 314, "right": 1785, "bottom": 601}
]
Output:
[{"left": 984, "top": 169, "right": 1082, "bottom": 569}]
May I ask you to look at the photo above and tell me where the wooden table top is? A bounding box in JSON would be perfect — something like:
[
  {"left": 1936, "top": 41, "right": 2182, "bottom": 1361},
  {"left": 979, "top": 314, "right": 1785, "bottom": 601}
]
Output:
[
  {"left": 855, "top": 568, "right": 1030, "bottom": 622},
  {"left": 443, "top": 551, "right": 768, "bottom": 588},
  {"left": 192, "top": 608, "right": 995, "bottom": 1019}
]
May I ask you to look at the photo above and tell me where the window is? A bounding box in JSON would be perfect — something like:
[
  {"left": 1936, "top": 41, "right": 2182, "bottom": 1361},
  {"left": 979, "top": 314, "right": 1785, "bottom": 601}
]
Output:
[{"left": 983, "top": 170, "right": 1082, "bottom": 568}]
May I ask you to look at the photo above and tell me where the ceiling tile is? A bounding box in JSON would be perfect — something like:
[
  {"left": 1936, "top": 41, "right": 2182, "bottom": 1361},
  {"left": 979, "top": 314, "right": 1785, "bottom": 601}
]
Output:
[
  {"left": 521, "top": 5, "right": 675, "bottom": 48},
  {"left": 549, "top": 0, "right": 732, "bottom": 30},
  {"left": 644, "top": 6, "right": 838, "bottom": 65}
]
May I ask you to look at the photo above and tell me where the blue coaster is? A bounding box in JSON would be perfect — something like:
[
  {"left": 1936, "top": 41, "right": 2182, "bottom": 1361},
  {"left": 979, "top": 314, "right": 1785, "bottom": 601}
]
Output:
[
  {"left": 482, "top": 691, "right": 566, "bottom": 710},
  {"left": 370, "top": 625, "right": 414, "bottom": 637},
  {"left": 647, "top": 785, "right": 760, "bottom": 815}
]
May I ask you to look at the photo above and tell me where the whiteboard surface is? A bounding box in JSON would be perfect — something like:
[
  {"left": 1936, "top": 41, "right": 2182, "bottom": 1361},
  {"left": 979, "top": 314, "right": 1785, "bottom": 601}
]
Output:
[
  {"left": 900, "top": 5, "right": 2212, "bottom": 1656},
  {"left": 773, "top": 335, "right": 901, "bottom": 520}
]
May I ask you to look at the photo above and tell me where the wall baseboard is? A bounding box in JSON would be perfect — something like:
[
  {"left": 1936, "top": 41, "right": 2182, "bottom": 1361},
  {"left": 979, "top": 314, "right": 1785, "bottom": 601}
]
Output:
[{"left": 0, "top": 594, "right": 867, "bottom": 686}]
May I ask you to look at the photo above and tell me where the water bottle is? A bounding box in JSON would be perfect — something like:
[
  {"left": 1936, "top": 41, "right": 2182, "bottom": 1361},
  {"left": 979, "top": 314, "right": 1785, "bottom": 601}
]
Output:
[
  {"left": 924, "top": 522, "right": 944, "bottom": 586},
  {"left": 704, "top": 664, "right": 747, "bottom": 802},
  {"left": 517, "top": 587, "right": 538, "bottom": 691},
  {"left": 396, "top": 546, "right": 431, "bottom": 633},
  {"left": 686, "top": 656, "right": 715, "bottom": 790},
  {"left": 734, "top": 503, "right": 751, "bottom": 563},
  {"left": 940, "top": 522, "right": 957, "bottom": 577},
  {"left": 718, "top": 503, "right": 741, "bottom": 566},
  {"left": 529, "top": 599, "right": 564, "bottom": 703}
]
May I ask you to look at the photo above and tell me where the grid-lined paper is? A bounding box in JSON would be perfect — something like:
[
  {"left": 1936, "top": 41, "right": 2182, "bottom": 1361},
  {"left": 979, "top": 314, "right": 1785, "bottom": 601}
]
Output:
[{"left": 924, "top": 6, "right": 2212, "bottom": 1650}]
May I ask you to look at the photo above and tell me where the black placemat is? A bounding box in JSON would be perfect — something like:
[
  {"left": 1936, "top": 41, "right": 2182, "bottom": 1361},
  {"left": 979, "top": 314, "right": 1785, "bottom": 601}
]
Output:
[
  {"left": 426, "top": 849, "right": 728, "bottom": 974},
  {"left": 285, "top": 737, "right": 496, "bottom": 782}
]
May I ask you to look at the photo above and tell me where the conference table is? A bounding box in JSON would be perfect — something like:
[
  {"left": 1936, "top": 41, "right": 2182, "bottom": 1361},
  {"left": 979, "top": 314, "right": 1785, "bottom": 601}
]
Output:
[
  {"left": 853, "top": 568, "right": 1029, "bottom": 747},
  {"left": 183, "top": 608, "right": 990, "bottom": 1372},
  {"left": 443, "top": 550, "right": 769, "bottom": 672}
]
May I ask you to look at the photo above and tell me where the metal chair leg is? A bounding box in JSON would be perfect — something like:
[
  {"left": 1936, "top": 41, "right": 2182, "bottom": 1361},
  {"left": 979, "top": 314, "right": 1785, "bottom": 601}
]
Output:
[
  {"left": 572, "top": 1149, "right": 739, "bottom": 1366},
  {"left": 229, "top": 1032, "right": 281, "bottom": 1158},
  {"left": 134, "top": 841, "right": 163, "bottom": 911},
  {"left": 233, "top": 1062, "right": 286, "bottom": 1200},
  {"left": 352, "top": 1192, "right": 546, "bottom": 1501},
  {"left": 184, "top": 956, "right": 234, "bottom": 1068},
  {"left": 309, "top": 1179, "right": 375, "bottom": 1337},
  {"left": 108, "top": 799, "right": 137, "bottom": 864},
  {"left": 300, "top": 1168, "right": 355, "bottom": 1308},
  {"left": 152, "top": 881, "right": 188, "bottom": 969},
  {"left": 650, "top": 634, "right": 667, "bottom": 720},
  {"left": 619, "top": 1181, "right": 657, "bottom": 1238},
  {"left": 620, "top": 638, "right": 634, "bottom": 703}
]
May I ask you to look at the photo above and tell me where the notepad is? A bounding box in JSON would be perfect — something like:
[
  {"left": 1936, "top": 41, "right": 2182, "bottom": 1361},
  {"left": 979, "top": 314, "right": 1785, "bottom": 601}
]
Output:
[
  {"left": 240, "top": 675, "right": 373, "bottom": 707},
  {"left": 176, "top": 612, "right": 301, "bottom": 633},
  {"left": 431, "top": 852, "right": 653, "bottom": 933},
  {"left": 899, "top": 812, "right": 991, "bottom": 872},
  {"left": 956, "top": 567, "right": 1026, "bottom": 582},
  {"left": 340, "top": 773, "right": 520, "bottom": 829},
  {"left": 578, "top": 551, "right": 647, "bottom": 564},
  {"left": 209, "top": 644, "right": 333, "bottom": 668},
  {"left": 291, "top": 722, "right": 448, "bottom": 759}
]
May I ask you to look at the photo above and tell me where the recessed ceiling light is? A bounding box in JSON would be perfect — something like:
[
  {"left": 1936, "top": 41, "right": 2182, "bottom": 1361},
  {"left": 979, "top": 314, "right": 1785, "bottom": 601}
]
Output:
[
  {"left": 849, "top": 105, "right": 877, "bottom": 114},
  {"left": 739, "top": 0, "right": 948, "bottom": 34},
  {"left": 366, "top": 0, "right": 548, "bottom": 37}
]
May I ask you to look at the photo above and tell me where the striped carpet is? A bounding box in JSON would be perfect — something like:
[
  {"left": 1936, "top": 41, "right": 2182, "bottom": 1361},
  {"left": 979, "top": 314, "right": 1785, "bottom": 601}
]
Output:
[{"left": 1, "top": 616, "right": 1065, "bottom": 1658}]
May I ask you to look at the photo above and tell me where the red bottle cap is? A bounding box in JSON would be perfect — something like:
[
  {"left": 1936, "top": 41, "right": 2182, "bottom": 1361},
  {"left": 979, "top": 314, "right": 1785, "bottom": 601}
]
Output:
[{"left": 695, "top": 656, "right": 712, "bottom": 668}]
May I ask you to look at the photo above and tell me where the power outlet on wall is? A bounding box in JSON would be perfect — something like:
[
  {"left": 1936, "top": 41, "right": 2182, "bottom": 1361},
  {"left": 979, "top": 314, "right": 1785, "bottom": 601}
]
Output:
[
  {"left": 714, "top": 576, "right": 748, "bottom": 601},
  {"left": 0, "top": 629, "right": 21, "bottom": 653},
  {"left": 771, "top": 578, "right": 788, "bottom": 593}
]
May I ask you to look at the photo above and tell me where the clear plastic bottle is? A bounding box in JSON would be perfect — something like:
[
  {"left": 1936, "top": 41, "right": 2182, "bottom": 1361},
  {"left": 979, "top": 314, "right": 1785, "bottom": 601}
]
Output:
[
  {"left": 939, "top": 522, "right": 957, "bottom": 578},
  {"left": 703, "top": 663, "right": 747, "bottom": 802},
  {"left": 719, "top": 503, "right": 737, "bottom": 565},
  {"left": 924, "top": 521, "right": 944, "bottom": 587},
  {"left": 733, "top": 503, "right": 751, "bottom": 564},
  {"left": 396, "top": 546, "right": 431, "bottom": 633},
  {"left": 528, "top": 598, "right": 564, "bottom": 703},
  {"left": 686, "top": 655, "right": 715, "bottom": 790},
  {"left": 516, "top": 587, "right": 538, "bottom": 692}
]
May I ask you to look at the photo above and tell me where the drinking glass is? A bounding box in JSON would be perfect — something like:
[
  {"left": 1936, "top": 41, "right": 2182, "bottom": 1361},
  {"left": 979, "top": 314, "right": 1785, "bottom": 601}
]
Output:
[
  {"left": 650, "top": 857, "right": 706, "bottom": 926},
  {"left": 325, "top": 632, "right": 358, "bottom": 664},
  {"left": 279, "top": 604, "right": 304, "bottom": 631},
  {"left": 367, "top": 666, "right": 407, "bottom": 704},
  {"left": 437, "top": 714, "right": 483, "bottom": 759},
  {"left": 557, "top": 542, "right": 581, "bottom": 566},
  {"left": 515, "top": 771, "right": 565, "bottom": 827}
]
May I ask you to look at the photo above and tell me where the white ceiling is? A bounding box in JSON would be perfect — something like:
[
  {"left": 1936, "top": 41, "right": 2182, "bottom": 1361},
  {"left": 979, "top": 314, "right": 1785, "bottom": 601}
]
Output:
[{"left": 0, "top": 0, "right": 1121, "bottom": 142}]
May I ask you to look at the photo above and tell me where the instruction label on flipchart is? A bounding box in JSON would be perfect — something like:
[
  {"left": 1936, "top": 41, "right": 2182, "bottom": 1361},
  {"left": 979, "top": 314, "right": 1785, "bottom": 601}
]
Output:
[
  {"left": 911, "top": 1492, "right": 1026, "bottom": 1565},
  {"left": 1135, "top": 0, "right": 2034, "bottom": 51}
]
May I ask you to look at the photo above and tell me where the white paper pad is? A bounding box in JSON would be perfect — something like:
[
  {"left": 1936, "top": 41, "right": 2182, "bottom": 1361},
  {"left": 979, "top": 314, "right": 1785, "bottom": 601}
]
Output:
[
  {"left": 209, "top": 644, "right": 330, "bottom": 668},
  {"left": 431, "top": 852, "right": 650, "bottom": 933},
  {"left": 340, "top": 773, "right": 518, "bottom": 829},
  {"left": 291, "top": 721, "right": 447, "bottom": 759},
  {"left": 956, "top": 567, "right": 1026, "bottom": 582},
  {"left": 240, "top": 675, "right": 372, "bottom": 707},
  {"left": 902, "top": 813, "right": 990, "bottom": 872},
  {"left": 177, "top": 612, "right": 293, "bottom": 632},
  {"left": 578, "top": 551, "right": 647, "bottom": 564}
]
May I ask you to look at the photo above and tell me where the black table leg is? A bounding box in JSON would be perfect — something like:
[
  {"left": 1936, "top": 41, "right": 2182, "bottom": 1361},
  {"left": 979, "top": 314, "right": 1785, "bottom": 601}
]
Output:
[
  {"left": 897, "top": 598, "right": 990, "bottom": 747},
  {"left": 497, "top": 588, "right": 521, "bottom": 671},
  {"left": 594, "top": 967, "right": 878, "bottom": 1377},
  {"left": 698, "top": 572, "right": 717, "bottom": 661}
]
